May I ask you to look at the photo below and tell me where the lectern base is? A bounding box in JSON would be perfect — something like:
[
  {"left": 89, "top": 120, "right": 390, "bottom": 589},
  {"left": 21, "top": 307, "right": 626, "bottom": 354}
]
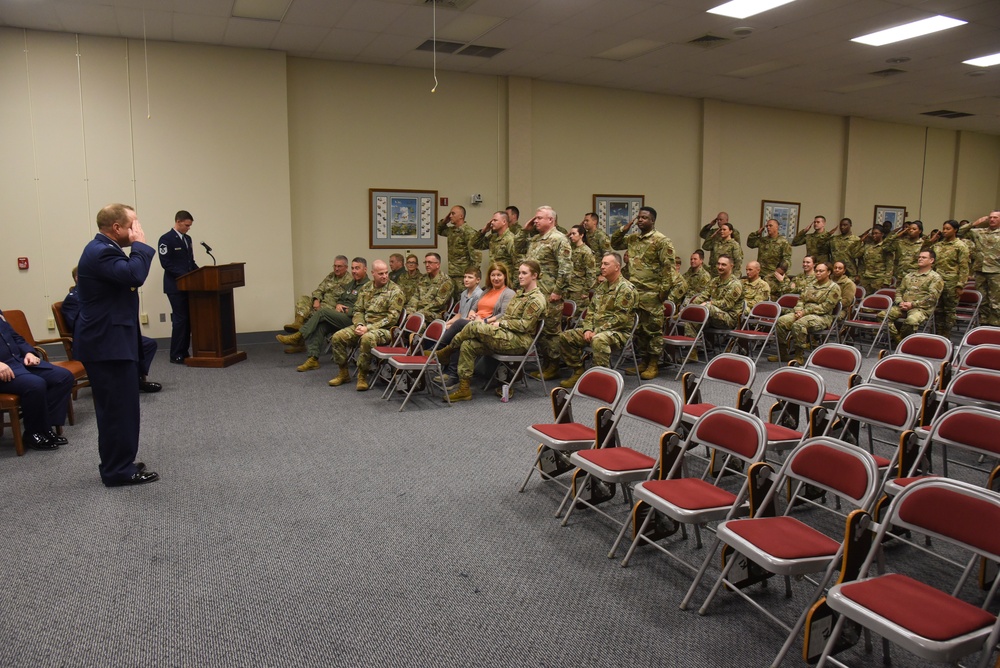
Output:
[{"left": 185, "top": 351, "right": 247, "bottom": 368}]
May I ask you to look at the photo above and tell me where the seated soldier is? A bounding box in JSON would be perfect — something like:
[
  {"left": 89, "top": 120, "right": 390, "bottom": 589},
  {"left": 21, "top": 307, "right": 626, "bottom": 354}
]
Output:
[
  {"left": 395, "top": 254, "right": 422, "bottom": 304},
  {"left": 765, "top": 260, "right": 792, "bottom": 298},
  {"left": 406, "top": 253, "right": 453, "bottom": 323},
  {"left": 0, "top": 309, "right": 74, "bottom": 450},
  {"left": 686, "top": 254, "right": 744, "bottom": 362},
  {"left": 434, "top": 260, "right": 547, "bottom": 402},
  {"left": 683, "top": 250, "right": 712, "bottom": 301},
  {"left": 327, "top": 260, "right": 405, "bottom": 391},
  {"left": 831, "top": 261, "right": 857, "bottom": 322},
  {"left": 558, "top": 252, "right": 637, "bottom": 388},
  {"left": 772, "top": 262, "right": 840, "bottom": 364},
  {"left": 741, "top": 261, "right": 771, "bottom": 308},
  {"left": 787, "top": 255, "right": 817, "bottom": 293},
  {"left": 283, "top": 255, "right": 351, "bottom": 334},
  {"left": 886, "top": 249, "right": 944, "bottom": 346}
]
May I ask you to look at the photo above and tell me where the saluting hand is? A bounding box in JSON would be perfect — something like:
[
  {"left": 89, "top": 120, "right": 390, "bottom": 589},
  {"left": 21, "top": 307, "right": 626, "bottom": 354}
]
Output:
[{"left": 129, "top": 219, "right": 146, "bottom": 245}]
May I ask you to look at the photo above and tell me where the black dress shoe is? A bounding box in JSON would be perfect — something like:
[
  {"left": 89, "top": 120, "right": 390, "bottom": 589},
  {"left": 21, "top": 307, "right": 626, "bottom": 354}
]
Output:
[
  {"left": 24, "top": 432, "right": 59, "bottom": 450},
  {"left": 104, "top": 470, "right": 159, "bottom": 487},
  {"left": 139, "top": 381, "right": 162, "bottom": 393},
  {"left": 135, "top": 462, "right": 146, "bottom": 472},
  {"left": 45, "top": 430, "right": 68, "bottom": 446},
  {"left": 170, "top": 357, "right": 186, "bottom": 365}
]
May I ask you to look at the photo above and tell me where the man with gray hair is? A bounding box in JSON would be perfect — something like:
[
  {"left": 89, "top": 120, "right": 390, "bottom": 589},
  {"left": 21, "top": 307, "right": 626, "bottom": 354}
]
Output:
[{"left": 283, "top": 255, "right": 352, "bottom": 338}]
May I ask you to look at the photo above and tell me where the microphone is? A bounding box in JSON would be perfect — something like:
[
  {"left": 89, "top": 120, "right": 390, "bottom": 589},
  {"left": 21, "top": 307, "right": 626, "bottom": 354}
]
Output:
[{"left": 201, "top": 241, "right": 217, "bottom": 266}]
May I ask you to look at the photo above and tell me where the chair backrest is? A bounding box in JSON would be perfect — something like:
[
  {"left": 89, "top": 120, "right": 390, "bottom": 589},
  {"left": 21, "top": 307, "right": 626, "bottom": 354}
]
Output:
[
  {"left": 959, "top": 325, "right": 1000, "bottom": 352},
  {"left": 561, "top": 299, "right": 576, "bottom": 320},
  {"left": 855, "top": 294, "right": 893, "bottom": 315},
  {"left": 854, "top": 285, "right": 866, "bottom": 302},
  {"left": 745, "top": 300, "right": 780, "bottom": 322},
  {"left": 867, "top": 355, "right": 935, "bottom": 397},
  {"left": 662, "top": 300, "right": 676, "bottom": 322},
  {"left": 940, "top": 368, "right": 1000, "bottom": 412},
  {"left": 927, "top": 406, "right": 1000, "bottom": 466},
  {"left": 759, "top": 366, "right": 825, "bottom": 408},
  {"left": 957, "top": 288, "right": 982, "bottom": 311},
  {"left": 806, "top": 343, "right": 861, "bottom": 375},
  {"left": 700, "top": 353, "right": 755, "bottom": 389},
  {"left": 958, "top": 344, "right": 1000, "bottom": 372},
  {"left": 776, "top": 293, "right": 799, "bottom": 309},
  {"left": 618, "top": 385, "right": 682, "bottom": 434},
  {"left": 420, "top": 319, "right": 447, "bottom": 347},
  {"left": 783, "top": 437, "right": 880, "bottom": 509},
  {"left": 401, "top": 312, "right": 424, "bottom": 336},
  {"left": 896, "top": 332, "right": 953, "bottom": 364},
  {"left": 676, "top": 304, "right": 708, "bottom": 326},
  {"left": 687, "top": 406, "right": 768, "bottom": 467},
  {"left": 833, "top": 384, "right": 917, "bottom": 433},
  {"left": 50, "top": 302, "right": 76, "bottom": 360},
  {"left": 874, "top": 287, "right": 896, "bottom": 299},
  {"left": 3, "top": 310, "right": 36, "bottom": 347},
  {"left": 572, "top": 366, "right": 625, "bottom": 409}
]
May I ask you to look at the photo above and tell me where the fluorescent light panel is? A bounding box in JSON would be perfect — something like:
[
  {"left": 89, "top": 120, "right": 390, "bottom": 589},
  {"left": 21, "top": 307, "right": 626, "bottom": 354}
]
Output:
[
  {"left": 707, "top": 0, "right": 796, "bottom": 20},
  {"left": 964, "top": 52, "right": 1000, "bottom": 68},
  {"left": 851, "top": 15, "right": 967, "bottom": 47},
  {"left": 595, "top": 39, "right": 664, "bottom": 61},
  {"left": 232, "top": 0, "right": 293, "bottom": 21}
]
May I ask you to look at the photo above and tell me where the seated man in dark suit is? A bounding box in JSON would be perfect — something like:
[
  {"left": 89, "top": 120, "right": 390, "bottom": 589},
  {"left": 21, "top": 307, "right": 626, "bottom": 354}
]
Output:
[
  {"left": 63, "top": 267, "right": 160, "bottom": 393},
  {"left": 0, "top": 309, "right": 75, "bottom": 450}
]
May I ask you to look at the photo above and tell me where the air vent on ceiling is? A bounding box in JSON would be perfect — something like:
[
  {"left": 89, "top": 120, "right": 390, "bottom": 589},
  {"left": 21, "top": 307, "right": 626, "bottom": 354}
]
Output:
[
  {"left": 687, "top": 34, "right": 730, "bottom": 48},
  {"left": 869, "top": 68, "right": 906, "bottom": 77},
  {"left": 458, "top": 45, "right": 505, "bottom": 58},
  {"left": 416, "top": 39, "right": 465, "bottom": 54},
  {"left": 921, "top": 109, "right": 974, "bottom": 119},
  {"left": 424, "top": 0, "right": 477, "bottom": 9}
]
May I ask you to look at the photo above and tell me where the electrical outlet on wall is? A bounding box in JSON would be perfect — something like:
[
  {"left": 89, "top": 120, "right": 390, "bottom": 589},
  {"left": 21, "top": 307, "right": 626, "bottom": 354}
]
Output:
[
  {"left": 46, "top": 317, "right": 55, "bottom": 330},
  {"left": 140, "top": 313, "right": 149, "bottom": 324}
]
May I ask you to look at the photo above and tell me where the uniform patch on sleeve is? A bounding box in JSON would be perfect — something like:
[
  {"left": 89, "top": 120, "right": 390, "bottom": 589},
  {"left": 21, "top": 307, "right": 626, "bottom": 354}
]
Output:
[{"left": 159, "top": 243, "right": 168, "bottom": 255}]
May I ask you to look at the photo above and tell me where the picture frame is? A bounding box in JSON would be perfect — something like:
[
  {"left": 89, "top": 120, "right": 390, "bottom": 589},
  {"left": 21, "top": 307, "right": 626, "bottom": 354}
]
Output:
[
  {"left": 593, "top": 194, "right": 644, "bottom": 236},
  {"left": 760, "top": 199, "right": 801, "bottom": 241},
  {"left": 369, "top": 188, "right": 438, "bottom": 249},
  {"left": 874, "top": 205, "right": 907, "bottom": 232}
]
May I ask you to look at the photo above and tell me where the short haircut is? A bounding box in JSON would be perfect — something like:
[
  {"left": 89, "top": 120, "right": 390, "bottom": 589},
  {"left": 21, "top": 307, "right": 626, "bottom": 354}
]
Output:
[
  {"left": 425, "top": 252, "right": 441, "bottom": 262},
  {"left": 692, "top": 249, "right": 705, "bottom": 260},
  {"left": 815, "top": 215, "right": 826, "bottom": 222},
  {"left": 454, "top": 205, "right": 467, "bottom": 218},
  {"left": 841, "top": 217, "right": 853, "bottom": 226},
  {"left": 603, "top": 251, "right": 623, "bottom": 266},
  {"left": 537, "top": 205, "right": 558, "bottom": 223},
  {"left": 389, "top": 253, "right": 404, "bottom": 262},
  {"left": 494, "top": 211, "right": 509, "bottom": 224},
  {"left": 335, "top": 255, "right": 349, "bottom": 264},
  {"left": 717, "top": 254, "right": 732, "bottom": 265},
  {"left": 464, "top": 266, "right": 482, "bottom": 279},
  {"left": 639, "top": 205, "right": 657, "bottom": 221},
  {"left": 505, "top": 205, "right": 520, "bottom": 217},
  {"left": 351, "top": 256, "right": 367, "bottom": 267},
  {"left": 520, "top": 259, "right": 541, "bottom": 276},
  {"left": 922, "top": 249, "right": 936, "bottom": 261},
  {"left": 175, "top": 210, "right": 193, "bottom": 222},
  {"left": 803, "top": 255, "right": 814, "bottom": 263},
  {"left": 585, "top": 212, "right": 598, "bottom": 220},
  {"left": 96, "top": 203, "right": 131, "bottom": 230}
]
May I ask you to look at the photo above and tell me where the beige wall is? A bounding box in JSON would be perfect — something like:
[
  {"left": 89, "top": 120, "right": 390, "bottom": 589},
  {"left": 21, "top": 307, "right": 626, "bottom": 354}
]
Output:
[{"left": 3, "top": 29, "right": 998, "bottom": 339}]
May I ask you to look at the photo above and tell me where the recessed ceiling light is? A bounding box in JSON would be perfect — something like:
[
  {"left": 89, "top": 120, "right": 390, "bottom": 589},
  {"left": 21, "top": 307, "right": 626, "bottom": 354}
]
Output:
[
  {"left": 707, "top": 0, "right": 796, "bottom": 20},
  {"left": 885, "top": 56, "right": 910, "bottom": 64},
  {"left": 851, "top": 15, "right": 967, "bottom": 47},
  {"left": 964, "top": 52, "right": 1000, "bottom": 67},
  {"left": 595, "top": 39, "right": 665, "bottom": 61}
]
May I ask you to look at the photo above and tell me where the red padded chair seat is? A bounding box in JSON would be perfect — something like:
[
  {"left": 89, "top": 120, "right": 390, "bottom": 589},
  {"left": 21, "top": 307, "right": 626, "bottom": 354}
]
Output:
[
  {"left": 662, "top": 335, "right": 696, "bottom": 344},
  {"left": 390, "top": 355, "right": 436, "bottom": 366},
  {"left": 839, "top": 573, "right": 996, "bottom": 642},
  {"left": 873, "top": 454, "right": 891, "bottom": 468},
  {"left": 725, "top": 516, "right": 839, "bottom": 559},
  {"left": 576, "top": 447, "right": 655, "bottom": 472},
  {"left": 764, "top": 422, "right": 802, "bottom": 442},
  {"left": 890, "top": 475, "right": 938, "bottom": 489},
  {"left": 823, "top": 392, "right": 841, "bottom": 403},
  {"left": 642, "top": 478, "right": 737, "bottom": 510},
  {"left": 531, "top": 422, "right": 596, "bottom": 443},
  {"left": 682, "top": 403, "right": 714, "bottom": 419},
  {"left": 374, "top": 346, "right": 409, "bottom": 355}
]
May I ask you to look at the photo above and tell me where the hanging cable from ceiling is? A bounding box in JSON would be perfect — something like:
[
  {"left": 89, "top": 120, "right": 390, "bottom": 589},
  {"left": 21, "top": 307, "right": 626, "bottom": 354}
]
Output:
[{"left": 431, "top": 0, "right": 438, "bottom": 92}]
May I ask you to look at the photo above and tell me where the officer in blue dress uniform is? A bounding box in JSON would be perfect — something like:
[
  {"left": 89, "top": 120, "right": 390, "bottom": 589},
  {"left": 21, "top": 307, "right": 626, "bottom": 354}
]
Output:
[
  {"left": 0, "top": 310, "right": 74, "bottom": 450},
  {"left": 76, "top": 203, "right": 159, "bottom": 487},
  {"left": 158, "top": 210, "right": 198, "bottom": 363}
]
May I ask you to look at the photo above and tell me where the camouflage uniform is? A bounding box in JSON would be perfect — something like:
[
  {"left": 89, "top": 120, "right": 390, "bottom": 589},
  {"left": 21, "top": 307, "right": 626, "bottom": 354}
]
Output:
[
  {"left": 701, "top": 235, "right": 743, "bottom": 275},
  {"left": 330, "top": 280, "right": 405, "bottom": 371},
  {"left": 451, "top": 286, "right": 546, "bottom": 379},
  {"left": 746, "top": 231, "right": 792, "bottom": 277},
  {"left": 887, "top": 269, "right": 944, "bottom": 342},
  {"left": 518, "top": 228, "right": 572, "bottom": 363},
  {"left": 788, "top": 272, "right": 816, "bottom": 295},
  {"left": 294, "top": 271, "right": 351, "bottom": 319},
  {"left": 891, "top": 236, "right": 926, "bottom": 285},
  {"left": 791, "top": 230, "right": 832, "bottom": 265},
  {"left": 567, "top": 244, "right": 597, "bottom": 312},
  {"left": 683, "top": 266, "right": 712, "bottom": 303},
  {"left": 928, "top": 237, "right": 970, "bottom": 336},
  {"left": 611, "top": 227, "right": 675, "bottom": 361},
  {"left": 666, "top": 269, "right": 688, "bottom": 306},
  {"left": 395, "top": 271, "right": 422, "bottom": 304},
  {"left": 687, "top": 274, "right": 744, "bottom": 335},
  {"left": 406, "top": 272, "right": 453, "bottom": 323},
  {"left": 857, "top": 239, "right": 895, "bottom": 295},
  {"left": 834, "top": 274, "right": 857, "bottom": 321},
  {"left": 829, "top": 234, "right": 862, "bottom": 276},
  {"left": 960, "top": 223, "right": 1000, "bottom": 326},
  {"left": 699, "top": 222, "right": 741, "bottom": 244},
  {"left": 776, "top": 279, "right": 841, "bottom": 358},
  {"left": 766, "top": 272, "right": 792, "bottom": 298},
  {"left": 585, "top": 227, "right": 612, "bottom": 260},
  {"left": 560, "top": 276, "right": 637, "bottom": 369},
  {"left": 300, "top": 276, "right": 370, "bottom": 358},
  {"left": 741, "top": 277, "right": 771, "bottom": 308},
  {"left": 437, "top": 220, "right": 482, "bottom": 298},
  {"left": 474, "top": 228, "right": 518, "bottom": 276}
]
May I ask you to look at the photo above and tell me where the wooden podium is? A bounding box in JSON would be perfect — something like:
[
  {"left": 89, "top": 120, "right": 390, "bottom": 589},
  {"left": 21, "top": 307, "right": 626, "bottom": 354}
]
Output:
[{"left": 176, "top": 263, "right": 247, "bottom": 368}]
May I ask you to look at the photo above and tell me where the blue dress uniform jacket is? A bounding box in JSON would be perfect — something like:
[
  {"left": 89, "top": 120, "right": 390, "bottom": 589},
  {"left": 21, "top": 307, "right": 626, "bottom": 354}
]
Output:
[
  {"left": 75, "top": 233, "right": 154, "bottom": 483},
  {"left": 0, "top": 310, "right": 73, "bottom": 434}
]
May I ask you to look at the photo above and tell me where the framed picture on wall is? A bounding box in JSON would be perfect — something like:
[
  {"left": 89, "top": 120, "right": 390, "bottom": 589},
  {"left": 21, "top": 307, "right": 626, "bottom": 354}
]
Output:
[
  {"left": 370, "top": 188, "right": 438, "bottom": 249},
  {"left": 593, "top": 194, "right": 644, "bottom": 236},
  {"left": 874, "top": 205, "right": 907, "bottom": 232},
  {"left": 760, "top": 199, "right": 801, "bottom": 241}
]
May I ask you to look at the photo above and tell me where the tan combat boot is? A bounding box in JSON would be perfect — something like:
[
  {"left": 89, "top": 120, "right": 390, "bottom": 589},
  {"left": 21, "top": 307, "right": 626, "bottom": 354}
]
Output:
[
  {"left": 447, "top": 379, "right": 472, "bottom": 402},
  {"left": 328, "top": 366, "right": 350, "bottom": 386},
  {"left": 296, "top": 356, "right": 320, "bottom": 372},
  {"left": 560, "top": 367, "right": 584, "bottom": 389},
  {"left": 435, "top": 345, "right": 452, "bottom": 366},
  {"left": 284, "top": 344, "right": 306, "bottom": 354},
  {"left": 686, "top": 349, "right": 699, "bottom": 363},
  {"left": 624, "top": 359, "right": 648, "bottom": 376},
  {"left": 283, "top": 314, "right": 305, "bottom": 333},
  {"left": 640, "top": 361, "right": 660, "bottom": 380},
  {"left": 356, "top": 372, "right": 369, "bottom": 392},
  {"left": 530, "top": 362, "right": 560, "bottom": 381},
  {"left": 276, "top": 331, "right": 303, "bottom": 346}
]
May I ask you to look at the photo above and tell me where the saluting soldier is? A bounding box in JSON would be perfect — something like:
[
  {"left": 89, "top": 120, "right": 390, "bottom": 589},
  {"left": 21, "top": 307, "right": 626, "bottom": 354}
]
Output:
[
  {"left": 890, "top": 220, "right": 927, "bottom": 285},
  {"left": 702, "top": 221, "right": 743, "bottom": 275},
  {"left": 829, "top": 218, "right": 863, "bottom": 276},
  {"left": 437, "top": 205, "right": 482, "bottom": 300},
  {"left": 960, "top": 211, "right": 1000, "bottom": 326},
  {"left": 581, "top": 212, "right": 612, "bottom": 259},
  {"left": 887, "top": 250, "right": 944, "bottom": 345},
  {"left": 926, "top": 220, "right": 971, "bottom": 337},
  {"left": 566, "top": 224, "right": 597, "bottom": 312},
  {"left": 473, "top": 211, "right": 518, "bottom": 275},
  {"left": 747, "top": 218, "right": 792, "bottom": 277},
  {"left": 327, "top": 260, "right": 405, "bottom": 392},
  {"left": 857, "top": 226, "right": 895, "bottom": 295},
  {"left": 791, "top": 215, "right": 832, "bottom": 265}
]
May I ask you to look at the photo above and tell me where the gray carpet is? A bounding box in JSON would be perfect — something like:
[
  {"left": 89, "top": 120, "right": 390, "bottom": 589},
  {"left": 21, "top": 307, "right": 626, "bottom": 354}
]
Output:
[{"left": 0, "top": 342, "right": 992, "bottom": 667}]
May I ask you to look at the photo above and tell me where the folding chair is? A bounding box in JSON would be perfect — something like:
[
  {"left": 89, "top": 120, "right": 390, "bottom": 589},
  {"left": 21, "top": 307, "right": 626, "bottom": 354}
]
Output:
[
  {"left": 620, "top": 407, "right": 768, "bottom": 575},
  {"left": 928, "top": 368, "right": 1000, "bottom": 418},
  {"left": 956, "top": 325, "right": 1000, "bottom": 364},
  {"left": 817, "top": 479, "right": 1000, "bottom": 668},
  {"left": 841, "top": 294, "right": 893, "bottom": 357},
  {"left": 955, "top": 288, "right": 983, "bottom": 335},
  {"left": 957, "top": 343, "right": 1000, "bottom": 373},
  {"left": 853, "top": 285, "right": 866, "bottom": 315},
  {"left": 561, "top": 299, "right": 577, "bottom": 330},
  {"left": 694, "top": 437, "right": 881, "bottom": 668},
  {"left": 800, "top": 343, "right": 862, "bottom": 410},
  {"left": 874, "top": 287, "right": 896, "bottom": 300},
  {"left": 679, "top": 353, "right": 755, "bottom": 428},
  {"left": 557, "top": 385, "right": 683, "bottom": 552},
  {"left": 776, "top": 293, "right": 799, "bottom": 311},
  {"left": 662, "top": 300, "right": 677, "bottom": 331},
  {"left": 520, "top": 366, "right": 626, "bottom": 493},
  {"left": 368, "top": 311, "right": 424, "bottom": 386},
  {"left": 865, "top": 355, "right": 936, "bottom": 426},
  {"left": 661, "top": 304, "right": 709, "bottom": 380},
  {"left": 889, "top": 331, "right": 953, "bottom": 390},
  {"left": 805, "top": 300, "right": 844, "bottom": 348},
  {"left": 748, "top": 366, "right": 826, "bottom": 456},
  {"left": 0, "top": 393, "right": 25, "bottom": 456},
  {"left": 484, "top": 319, "right": 546, "bottom": 395},
  {"left": 381, "top": 319, "right": 451, "bottom": 412},
  {"left": 726, "top": 300, "right": 781, "bottom": 365}
]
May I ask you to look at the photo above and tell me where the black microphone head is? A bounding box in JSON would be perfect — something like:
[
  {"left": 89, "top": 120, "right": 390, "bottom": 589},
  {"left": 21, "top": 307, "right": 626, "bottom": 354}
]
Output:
[{"left": 201, "top": 241, "right": 213, "bottom": 252}]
